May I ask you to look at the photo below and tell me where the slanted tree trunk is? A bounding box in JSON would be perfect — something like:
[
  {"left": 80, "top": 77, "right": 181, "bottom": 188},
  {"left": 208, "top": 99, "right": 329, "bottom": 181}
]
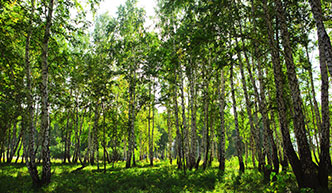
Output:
[
  {"left": 230, "top": 65, "right": 244, "bottom": 173},
  {"left": 262, "top": 0, "right": 314, "bottom": 188},
  {"left": 8, "top": 129, "right": 22, "bottom": 163},
  {"left": 249, "top": 1, "right": 279, "bottom": 175},
  {"left": 309, "top": 0, "right": 332, "bottom": 77},
  {"left": 309, "top": 0, "right": 331, "bottom": 188},
  {"left": 256, "top": 57, "right": 279, "bottom": 176},
  {"left": 275, "top": 0, "right": 319, "bottom": 188},
  {"left": 236, "top": 38, "right": 263, "bottom": 171},
  {"left": 305, "top": 45, "right": 322, "bottom": 139},
  {"left": 15, "top": 138, "right": 22, "bottom": 164},
  {"left": 7, "top": 121, "right": 19, "bottom": 163},
  {"left": 307, "top": 88, "right": 319, "bottom": 164},
  {"left": 239, "top": 13, "right": 264, "bottom": 174}
]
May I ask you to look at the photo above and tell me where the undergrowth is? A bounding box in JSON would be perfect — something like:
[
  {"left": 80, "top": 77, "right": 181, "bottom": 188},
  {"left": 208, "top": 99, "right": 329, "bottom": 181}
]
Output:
[{"left": 0, "top": 157, "right": 330, "bottom": 192}]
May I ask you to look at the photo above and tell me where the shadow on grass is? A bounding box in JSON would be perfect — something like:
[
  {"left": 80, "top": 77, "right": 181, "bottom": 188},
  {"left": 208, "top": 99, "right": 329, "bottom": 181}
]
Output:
[
  {"left": 3, "top": 161, "right": 323, "bottom": 193},
  {"left": 0, "top": 162, "right": 220, "bottom": 192},
  {"left": 52, "top": 165, "right": 218, "bottom": 193}
]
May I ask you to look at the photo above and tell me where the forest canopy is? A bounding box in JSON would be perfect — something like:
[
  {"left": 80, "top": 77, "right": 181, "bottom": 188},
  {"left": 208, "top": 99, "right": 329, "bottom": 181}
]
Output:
[{"left": 0, "top": 0, "right": 332, "bottom": 192}]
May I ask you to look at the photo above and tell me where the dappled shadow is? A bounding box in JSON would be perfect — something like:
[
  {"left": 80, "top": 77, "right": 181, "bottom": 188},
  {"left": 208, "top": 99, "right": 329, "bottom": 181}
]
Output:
[
  {"left": 3, "top": 161, "right": 324, "bottom": 192},
  {"left": 51, "top": 165, "right": 219, "bottom": 192}
]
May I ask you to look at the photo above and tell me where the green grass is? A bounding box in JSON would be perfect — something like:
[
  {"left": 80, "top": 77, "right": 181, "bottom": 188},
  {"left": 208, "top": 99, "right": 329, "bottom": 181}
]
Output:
[{"left": 0, "top": 157, "right": 330, "bottom": 193}]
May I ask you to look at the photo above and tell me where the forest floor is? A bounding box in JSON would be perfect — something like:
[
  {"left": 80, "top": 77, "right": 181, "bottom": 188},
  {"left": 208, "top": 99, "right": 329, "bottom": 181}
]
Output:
[{"left": 0, "top": 157, "right": 331, "bottom": 193}]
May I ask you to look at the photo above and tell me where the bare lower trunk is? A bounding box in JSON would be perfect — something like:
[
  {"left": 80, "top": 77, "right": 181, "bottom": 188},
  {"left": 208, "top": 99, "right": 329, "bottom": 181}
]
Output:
[
  {"left": 102, "top": 104, "right": 106, "bottom": 173},
  {"left": 91, "top": 103, "right": 100, "bottom": 165},
  {"left": 151, "top": 83, "right": 155, "bottom": 166},
  {"left": 189, "top": 63, "right": 197, "bottom": 170},
  {"left": 202, "top": 68, "right": 209, "bottom": 170},
  {"left": 230, "top": 65, "right": 244, "bottom": 173},
  {"left": 167, "top": 106, "right": 172, "bottom": 165},
  {"left": 148, "top": 79, "right": 153, "bottom": 166},
  {"left": 180, "top": 69, "right": 187, "bottom": 173},
  {"left": 174, "top": 68, "right": 182, "bottom": 170},
  {"left": 126, "top": 68, "right": 136, "bottom": 168},
  {"left": 83, "top": 125, "right": 91, "bottom": 164}
]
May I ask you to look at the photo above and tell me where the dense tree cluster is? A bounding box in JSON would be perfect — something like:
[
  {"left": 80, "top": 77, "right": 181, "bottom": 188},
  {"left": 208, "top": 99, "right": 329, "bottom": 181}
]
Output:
[{"left": 0, "top": 0, "right": 331, "bottom": 190}]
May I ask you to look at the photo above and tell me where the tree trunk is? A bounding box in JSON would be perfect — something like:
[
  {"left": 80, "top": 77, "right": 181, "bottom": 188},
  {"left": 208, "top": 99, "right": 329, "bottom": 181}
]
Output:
[
  {"left": 15, "top": 137, "right": 22, "bottom": 164},
  {"left": 40, "top": 0, "right": 54, "bottom": 185},
  {"left": 148, "top": 78, "right": 153, "bottom": 166},
  {"left": 309, "top": 0, "right": 332, "bottom": 77},
  {"left": 240, "top": 14, "right": 264, "bottom": 173},
  {"left": 218, "top": 69, "right": 226, "bottom": 171},
  {"left": 174, "top": 67, "right": 182, "bottom": 170},
  {"left": 230, "top": 65, "right": 244, "bottom": 173},
  {"left": 151, "top": 80, "right": 155, "bottom": 166},
  {"left": 66, "top": 121, "right": 72, "bottom": 163},
  {"left": 256, "top": 58, "right": 279, "bottom": 176},
  {"left": 167, "top": 106, "right": 172, "bottom": 165},
  {"left": 305, "top": 45, "right": 322, "bottom": 139},
  {"left": 7, "top": 121, "right": 19, "bottom": 163},
  {"left": 309, "top": 0, "right": 331, "bottom": 189},
  {"left": 180, "top": 68, "right": 187, "bottom": 173},
  {"left": 236, "top": 38, "right": 263, "bottom": 171},
  {"left": 83, "top": 112, "right": 91, "bottom": 165},
  {"left": 126, "top": 67, "right": 136, "bottom": 168},
  {"left": 24, "top": 0, "right": 40, "bottom": 186},
  {"left": 91, "top": 102, "right": 100, "bottom": 165},
  {"left": 275, "top": 0, "right": 319, "bottom": 188},
  {"left": 73, "top": 96, "right": 79, "bottom": 163},
  {"left": 202, "top": 65, "right": 209, "bottom": 170},
  {"left": 77, "top": 108, "right": 86, "bottom": 164},
  {"left": 305, "top": 80, "right": 319, "bottom": 164},
  {"left": 102, "top": 103, "right": 106, "bottom": 173},
  {"left": 189, "top": 61, "right": 197, "bottom": 170},
  {"left": 8, "top": 130, "right": 22, "bottom": 163},
  {"left": 208, "top": 111, "right": 215, "bottom": 167},
  {"left": 262, "top": 0, "right": 314, "bottom": 188}
]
